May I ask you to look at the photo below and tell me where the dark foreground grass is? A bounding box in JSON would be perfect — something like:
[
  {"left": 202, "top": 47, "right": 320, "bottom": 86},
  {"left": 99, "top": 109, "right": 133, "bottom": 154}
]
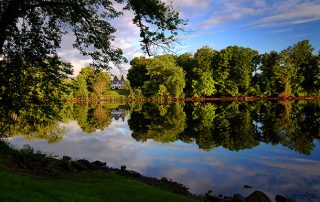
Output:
[
  {"left": 0, "top": 142, "right": 199, "bottom": 202},
  {"left": 0, "top": 171, "right": 198, "bottom": 202}
]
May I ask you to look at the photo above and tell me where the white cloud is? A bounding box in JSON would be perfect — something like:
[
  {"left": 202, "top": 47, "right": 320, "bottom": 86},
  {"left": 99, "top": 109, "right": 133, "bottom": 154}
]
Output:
[
  {"left": 58, "top": 33, "right": 92, "bottom": 76},
  {"left": 269, "top": 28, "right": 292, "bottom": 34},
  {"left": 168, "top": 0, "right": 210, "bottom": 9},
  {"left": 201, "top": 0, "right": 267, "bottom": 28},
  {"left": 253, "top": 0, "right": 320, "bottom": 27},
  {"left": 200, "top": 0, "right": 320, "bottom": 30}
]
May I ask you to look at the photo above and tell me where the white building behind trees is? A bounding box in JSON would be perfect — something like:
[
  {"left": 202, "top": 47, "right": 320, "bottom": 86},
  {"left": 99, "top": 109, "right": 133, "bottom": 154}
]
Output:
[{"left": 111, "top": 75, "right": 125, "bottom": 89}]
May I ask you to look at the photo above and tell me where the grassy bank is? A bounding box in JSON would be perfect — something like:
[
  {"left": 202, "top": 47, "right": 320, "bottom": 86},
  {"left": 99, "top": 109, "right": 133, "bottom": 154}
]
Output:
[{"left": 0, "top": 142, "right": 199, "bottom": 202}]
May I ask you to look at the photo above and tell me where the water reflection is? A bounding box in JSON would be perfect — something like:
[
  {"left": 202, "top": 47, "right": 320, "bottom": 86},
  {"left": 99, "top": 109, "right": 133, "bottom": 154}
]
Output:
[{"left": 2, "top": 101, "right": 320, "bottom": 201}]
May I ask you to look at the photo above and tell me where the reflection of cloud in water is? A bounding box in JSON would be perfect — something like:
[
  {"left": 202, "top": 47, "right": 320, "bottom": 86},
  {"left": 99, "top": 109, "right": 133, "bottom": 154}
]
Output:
[{"left": 9, "top": 119, "right": 320, "bottom": 201}]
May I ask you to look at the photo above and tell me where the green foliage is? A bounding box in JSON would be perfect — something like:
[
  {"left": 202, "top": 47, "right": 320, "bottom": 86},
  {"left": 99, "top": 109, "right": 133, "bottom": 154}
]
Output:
[
  {"left": 212, "top": 46, "right": 258, "bottom": 95},
  {"left": 73, "top": 66, "right": 114, "bottom": 99},
  {"left": 125, "top": 0, "right": 187, "bottom": 56},
  {"left": 192, "top": 72, "right": 216, "bottom": 97},
  {"left": 146, "top": 55, "right": 185, "bottom": 98},
  {"left": 176, "top": 53, "right": 195, "bottom": 97},
  {"left": 128, "top": 55, "right": 185, "bottom": 98},
  {"left": 74, "top": 73, "right": 89, "bottom": 99},
  {"left": 127, "top": 40, "right": 319, "bottom": 98},
  {"left": 257, "top": 51, "right": 283, "bottom": 96},
  {"left": 127, "top": 57, "right": 150, "bottom": 89},
  {"left": 256, "top": 40, "right": 319, "bottom": 96},
  {"left": 129, "top": 102, "right": 186, "bottom": 143},
  {"left": 0, "top": 0, "right": 185, "bottom": 68},
  {"left": 92, "top": 70, "right": 112, "bottom": 98},
  {"left": 0, "top": 0, "right": 186, "bottom": 104},
  {"left": 192, "top": 47, "right": 217, "bottom": 97}
]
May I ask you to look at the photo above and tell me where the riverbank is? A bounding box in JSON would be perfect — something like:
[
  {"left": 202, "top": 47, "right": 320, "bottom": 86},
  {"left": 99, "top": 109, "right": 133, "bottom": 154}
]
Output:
[
  {"left": 0, "top": 141, "right": 199, "bottom": 202},
  {"left": 0, "top": 141, "right": 299, "bottom": 202},
  {"left": 63, "top": 96, "right": 320, "bottom": 103}
]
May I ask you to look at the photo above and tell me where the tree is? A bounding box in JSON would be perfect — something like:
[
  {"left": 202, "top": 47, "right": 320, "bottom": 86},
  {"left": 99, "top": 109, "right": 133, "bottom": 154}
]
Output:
[
  {"left": 0, "top": 0, "right": 185, "bottom": 104},
  {"left": 74, "top": 73, "right": 89, "bottom": 99},
  {"left": 212, "top": 48, "right": 237, "bottom": 96},
  {"left": 92, "top": 70, "right": 112, "bottom": 98},
  {"left": 213, "top": 46, "right": 258, "bottom": 96},
  {"left": 144, "top": 54, "right": 185, "bottom": 98},
  {"left": 127, "top": 57, "right": 150, "bottom": 89},
  {"left": 192, "top": 47, "right": 217, "bottom": 97},
  {"left": 0, "top": 0, "right": 185, "bottom": 66},
  {"left": 287, "top": 40, "right": 317, "bottom": 95},
  {"left": 256, "top": 51, "right": 282, "bottom": 96},
  {"left": 176, "top": 53, "right": 195, "bottom": 97}
]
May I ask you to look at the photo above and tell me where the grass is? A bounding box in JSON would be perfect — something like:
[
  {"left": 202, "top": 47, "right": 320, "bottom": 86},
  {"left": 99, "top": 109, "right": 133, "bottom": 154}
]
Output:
[
  {"left": 0, "top": 171, "right": 199, "bottom": 202},
  {"left": 0, "top": 142, "right": 199, "bottom": 202}
]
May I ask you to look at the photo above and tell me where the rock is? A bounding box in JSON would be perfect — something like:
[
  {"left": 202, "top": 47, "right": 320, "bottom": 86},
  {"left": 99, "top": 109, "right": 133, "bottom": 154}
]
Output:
[
  {"left": 127, "top": 170, "right": 141, "bottom": 177},
  {"left": 120, "top": 165, "right": 126, "bottom": 171},
  {"left": 246, "top": 191, "right": 271, "bottom": 202},
  {"left": 204, "top": 194, "right": 223, "bottom": 202},
  {"left": 91, "top": 161, "right": 107, "bottom": 169},
  {"left": 244, "top": 184, "right": 252, "bottom": 189},
  {"left": 275, "top": 194, "right": 296, "bottom": 202},
  {"left": 62, "top": 156, "right": 71, "bottom": 161},
  {"left": 74, "top": 159, "right": 92, "bottom": 170},
  {"left": 232, "top": 194, "right": 246, "bottom": 202}
]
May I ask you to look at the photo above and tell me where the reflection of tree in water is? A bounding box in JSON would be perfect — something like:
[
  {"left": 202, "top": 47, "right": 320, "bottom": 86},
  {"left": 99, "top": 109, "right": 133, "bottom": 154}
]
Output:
[
  {"left": 1, "top": 99, "right": 319, "bottom": 153},
  {"left": 0, "top": 103, "right": 64, "bottom": 144},
  {"left": 0, "top": 102, "right": 121, "bottom": 142},
  {"left": 129, "top": 101, "right": 320, "bottom": 154},
  {"left": 256, "top": 101, "right": 320, "bottom": 155},
  {"left": 129, "top": 102, "right": 186, "bottom": 143},
  {"left": 183, "top": 102, "right": 259, "bottom": 151},
  {"left": 73, "top": 104, "right": 113, "bottom": 134},
  {"left": 212, "top": 102, "right": 260, "bottom": 151},
  {"left": 183, "top": 103, "right": 218, "bottom": 150}
]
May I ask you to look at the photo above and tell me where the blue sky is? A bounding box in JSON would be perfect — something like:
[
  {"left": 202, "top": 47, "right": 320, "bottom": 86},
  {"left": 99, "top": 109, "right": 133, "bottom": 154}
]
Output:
[
  {"left": 178, "top": 0, "right": 320, "bottom": 53},
  {"left": 58, "top": 0, "right": 320, "bottom": 76}
]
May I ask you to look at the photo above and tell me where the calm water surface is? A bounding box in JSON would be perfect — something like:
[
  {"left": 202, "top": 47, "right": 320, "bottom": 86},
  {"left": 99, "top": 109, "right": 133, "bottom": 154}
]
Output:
[{"left": 6, "top": 101, "right": 320, "bottom": 201}]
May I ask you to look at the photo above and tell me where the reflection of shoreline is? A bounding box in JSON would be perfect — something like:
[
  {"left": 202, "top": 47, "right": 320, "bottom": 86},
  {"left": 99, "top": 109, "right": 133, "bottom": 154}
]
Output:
[{"left": 64, "top": 96, "right": 320, "bottom": 103}]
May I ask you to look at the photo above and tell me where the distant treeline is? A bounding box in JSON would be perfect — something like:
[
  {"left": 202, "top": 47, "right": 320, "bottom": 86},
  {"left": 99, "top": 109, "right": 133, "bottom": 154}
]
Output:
[
  {"left": 127, "top": 40, "right": 320, "bottom": 98},
  {"left": 66, "top": 67, "right": 130, "bottom": 99},
  {"left": 60, "top": 67, "right": 130, "bottom": 100}
]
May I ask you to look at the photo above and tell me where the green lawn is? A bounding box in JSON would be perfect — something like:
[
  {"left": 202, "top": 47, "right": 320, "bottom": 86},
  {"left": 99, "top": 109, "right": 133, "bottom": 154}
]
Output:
[
  {"left": 0, "top": 171, "right": 198, "bottom": 202},
  {"left": 0, "top": 142, "right": 199, "bottom": 202}
]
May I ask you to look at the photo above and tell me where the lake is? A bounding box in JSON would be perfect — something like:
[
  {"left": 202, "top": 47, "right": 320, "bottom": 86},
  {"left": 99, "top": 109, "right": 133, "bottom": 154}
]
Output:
[{"left": 4, "top": 101, "right": 320, "bottom": 201}]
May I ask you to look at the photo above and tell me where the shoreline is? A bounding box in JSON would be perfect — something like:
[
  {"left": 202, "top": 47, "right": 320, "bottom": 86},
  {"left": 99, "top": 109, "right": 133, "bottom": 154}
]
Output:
[
  {"left": 0, "top": 141, "right": 297, "bottom": 202},
  {"left": 62, "top": 96, "right": 320, "bottom": 103}
]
